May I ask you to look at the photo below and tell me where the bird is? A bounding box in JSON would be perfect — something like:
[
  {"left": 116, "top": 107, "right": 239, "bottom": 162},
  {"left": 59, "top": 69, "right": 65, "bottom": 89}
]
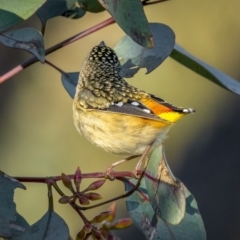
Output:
[{"left": 73, "top": 41, "right": 195, "bottom": 177}]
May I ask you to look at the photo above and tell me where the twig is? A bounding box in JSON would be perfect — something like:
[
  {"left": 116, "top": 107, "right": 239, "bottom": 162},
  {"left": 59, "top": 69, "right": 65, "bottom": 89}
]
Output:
[
  {"left": 0, "top": 17, "right": 115, "bottom": 84},
  {"left": 41, "top": 22, "right": 46, "bottom": 37},
  {"left": 45, "top": 60, "right": 65, "bottom": 74},
  {"left": 0, "top": 0, "right": 168, "bottom": 84},
  {"left": 51, "top": 180, "right": 89, "bottom": 224},
  {"left": 43, "top": 182, "right": 54, "bottom": 240},
  {"left": 14, "top": 170, "right": 138, "bottom": 183},
  {"left": 79, "top": 143, "right": 153, "bottom": 210}
]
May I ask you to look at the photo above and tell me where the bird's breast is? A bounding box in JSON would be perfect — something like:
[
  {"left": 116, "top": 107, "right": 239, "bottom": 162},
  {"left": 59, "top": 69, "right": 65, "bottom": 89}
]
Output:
[{"left": 73, "top": 105, "right": 172, "bottom": 156}]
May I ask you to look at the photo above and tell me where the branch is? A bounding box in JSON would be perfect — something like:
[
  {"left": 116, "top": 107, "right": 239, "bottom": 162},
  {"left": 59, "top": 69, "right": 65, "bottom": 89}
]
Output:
[
  {"left": 45, "top": 60, "right": 65, "bottom": 74},
  {"left": 51, "top": 180, "right": 90, "bottom": 224},
  {"left": 78, "top": 142, "right": 153, "bottom": 210},
  {"left": 14, "top": 170, "right": 137, "bottom": 183},
  {"left": 0, "top": 0, "right": 168, "bottom": 84},
  {"left": 0, "top": 17, "right": 115, "bottom": 84}
]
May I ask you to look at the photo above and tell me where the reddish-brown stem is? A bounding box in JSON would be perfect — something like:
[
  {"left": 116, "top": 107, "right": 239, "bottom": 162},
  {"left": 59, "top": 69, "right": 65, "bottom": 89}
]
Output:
[
  {"left": 0, "top": 0, "right": 167, "bottom": 84},
  {"left": 51, "top": 180, "right": 90, "bottom": 224},
  {"left": 45, "top": 59, "right": 65, "bottom": 74},
  {"left": 0, "top": 17, "right": 115, "bottom": 84},
  {"left": 41, "top": 22, "right": 47, "bottom": 37},
  {"left": 42, "top": 183, "right": 54, "bottom": 239},
  {"left": 70, "top": 201, "right": 89, "bottom": 224},
  {"left": 78, "top": 142, "right": 153, "bottom": 210},
  {"left": 47, "top": 183, "right": 54, "bottom": 211},
  {"left": 14, "top": 171, "right": 138, "bottom": 183}
]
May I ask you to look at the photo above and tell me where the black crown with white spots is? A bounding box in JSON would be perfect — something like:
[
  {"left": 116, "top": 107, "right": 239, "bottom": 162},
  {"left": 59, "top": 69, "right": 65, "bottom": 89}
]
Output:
[
  {"left": 88, "top": 41, "right": 121, "bottom": 70},
  {"left": 78, "top": 42, "right": 142, "bottom": 106}
]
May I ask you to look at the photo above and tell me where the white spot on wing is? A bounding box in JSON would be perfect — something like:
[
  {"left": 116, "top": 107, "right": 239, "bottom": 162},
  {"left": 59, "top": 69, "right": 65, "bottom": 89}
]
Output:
[
  {"left": 142, "top": 109, "right": 151, "bottom": 114},
  {"left": 188, "top": 108, "right": 195, "bottom": 113},
  {"left": 115, "top": 102, "right": 123, "bottom": 107},
  {"left": 131, "top": 101, "right": 139, "bottom": 106},
  {"left": 183, "top": 108, "right": 195, "bottom": 113}
]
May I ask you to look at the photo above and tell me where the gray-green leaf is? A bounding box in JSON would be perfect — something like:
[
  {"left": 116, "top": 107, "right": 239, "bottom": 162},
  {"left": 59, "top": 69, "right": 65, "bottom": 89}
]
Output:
[
  {"left": 12, "top": 211, "right": 69, "bottom": 240},
  {"left": 0, "top": 28, "right": 45, "bottom": 63},
  {"left": 61, "top": 72, "right": 79, "bottom": 98},
  {"left": 114, "top": 23, "right": 175, "bottom": 77},
  {"left": 99, "top": 0, "right": 153, "bottom": 48},
  {"left": 78, "top": 0, "right": 105, "bottom": 13},
  {"left": 145, "top": 145, "right": 186, "bottom": 225},
  {"left": 0, "top": 0, "right": 46, "bottom": 33},
  {"left": 0, "top": 171, "right": 26, "bottom": 238},
  {"left": 9, "top": 213, "right": 30, "bottom": 238},
  {"left": 61, "top": 6, "right": 86, "bottom": 19},
  {"left": 123, "top": 178, "right": 206, "bottom": 240},
  {"left": 37, "top": 0, "right": 85, "bottom": 25},
  {"left": 170, "top": 44, "right": 240, "bottom": 95}
]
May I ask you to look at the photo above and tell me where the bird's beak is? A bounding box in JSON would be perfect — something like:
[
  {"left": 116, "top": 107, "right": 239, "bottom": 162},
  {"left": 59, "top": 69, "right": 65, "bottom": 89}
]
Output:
[{"left": 99, "top": 41, "right": 106, "bottom": 47}]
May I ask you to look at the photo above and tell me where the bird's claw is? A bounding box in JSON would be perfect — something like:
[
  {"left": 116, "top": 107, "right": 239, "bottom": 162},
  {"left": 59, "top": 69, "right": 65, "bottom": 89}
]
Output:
[
  {"left": 132, "top": 168, "right": 140, "bottom": 179},
  {"left": 104, "top": 166, "right": 116, "bottom": 181}
]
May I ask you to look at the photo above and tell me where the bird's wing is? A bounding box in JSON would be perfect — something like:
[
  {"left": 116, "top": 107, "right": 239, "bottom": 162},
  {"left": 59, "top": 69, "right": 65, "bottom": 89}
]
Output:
[
  {"left": 139, "top": 94, "right": 195, "bottom": 123},
  {"left": 149, "top": 94, "right": 195, "bottom": 113},
  {"left": 93, "top": 100, "right": 172, "bottom": 123}
]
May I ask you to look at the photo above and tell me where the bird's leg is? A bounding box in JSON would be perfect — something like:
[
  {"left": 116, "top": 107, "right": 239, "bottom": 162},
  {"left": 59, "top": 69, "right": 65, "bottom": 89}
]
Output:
[
  {"left": 132, "top": 156, "right": 149, "bottom": 178},
  {"left": 81, "top": 143, "right": 154, "bottom": 211},
  {"left": 105, "top": 155, "right": 140, "bottom": 180},
  {"left": 132, "top": 140, "right": 156, "bottom": 178}
]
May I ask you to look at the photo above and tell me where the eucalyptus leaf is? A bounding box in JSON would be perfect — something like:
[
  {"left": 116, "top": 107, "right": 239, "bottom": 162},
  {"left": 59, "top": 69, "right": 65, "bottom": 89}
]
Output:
[
  {"left": 37, "top": 0, "right": 85, "bottom": 25},
  {"left": 78, "top": 0, "right": 105, "bottom": 13},
  {"left": 145, "top": 145, "right": 186, "bottom": 225},
  {"left": 0, "top": 0, "right": 46, "bottom": 33},
  {"left": 62, "top": 6, "right": 86, "bottom": 19},
  {"left": 9, "top": 213, "right": 30, "bottom": 238},
  {"left": 61, "top": 72, "right": 79, "bottom": 98},
  {"left": 171, "top": 44, "right": 240, "bottom": 95},
  {"left": 0, "top": 171, "right": 26, "bottom": 238},
  {"left": 114, "top": 23, "right": 175, "bottom": 78},
  {"left": 123, "top": 178, "right": 206, "bottom": 240},
  {"left": 99, "top": 0, "right": 153, "bottom": 48},
  {"left": 0, "top": 28, "right": 45, "bottom": 63},
  {"left": 12, "top": 211, "right": 69, "bottom": 240}
]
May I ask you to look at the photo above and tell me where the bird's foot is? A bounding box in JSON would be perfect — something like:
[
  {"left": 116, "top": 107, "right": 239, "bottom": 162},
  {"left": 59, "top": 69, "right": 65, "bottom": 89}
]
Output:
[
  {"left": 132, "top": 169, "right": 140, "bottom": 179},
  {"left": 104, "top": 166, "right": 116, "bottom": 181},
  {"left": 132, "top": 156, "right": 149, "bottom": 178}
]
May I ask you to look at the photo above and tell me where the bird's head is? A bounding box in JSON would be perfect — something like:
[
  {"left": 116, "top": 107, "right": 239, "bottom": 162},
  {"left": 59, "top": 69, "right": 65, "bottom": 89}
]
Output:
[
  {"left": 84, "top": 41, "right": 121, "bottom": 71},
  {"left": 77, "top": 42, "right": 131, "bottom": 107}
]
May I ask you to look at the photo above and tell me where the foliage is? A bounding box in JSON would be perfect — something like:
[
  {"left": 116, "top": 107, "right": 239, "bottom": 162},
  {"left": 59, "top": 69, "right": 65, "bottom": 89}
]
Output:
[{"left": 0, "top": 0, "right": 239, "bottom": 239}]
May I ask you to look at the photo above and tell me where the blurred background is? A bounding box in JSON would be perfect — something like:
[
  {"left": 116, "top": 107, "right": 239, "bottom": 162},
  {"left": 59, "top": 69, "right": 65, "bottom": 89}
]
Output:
[{"left": 1, "top": 0, "right": 240, "bottom": 239}]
